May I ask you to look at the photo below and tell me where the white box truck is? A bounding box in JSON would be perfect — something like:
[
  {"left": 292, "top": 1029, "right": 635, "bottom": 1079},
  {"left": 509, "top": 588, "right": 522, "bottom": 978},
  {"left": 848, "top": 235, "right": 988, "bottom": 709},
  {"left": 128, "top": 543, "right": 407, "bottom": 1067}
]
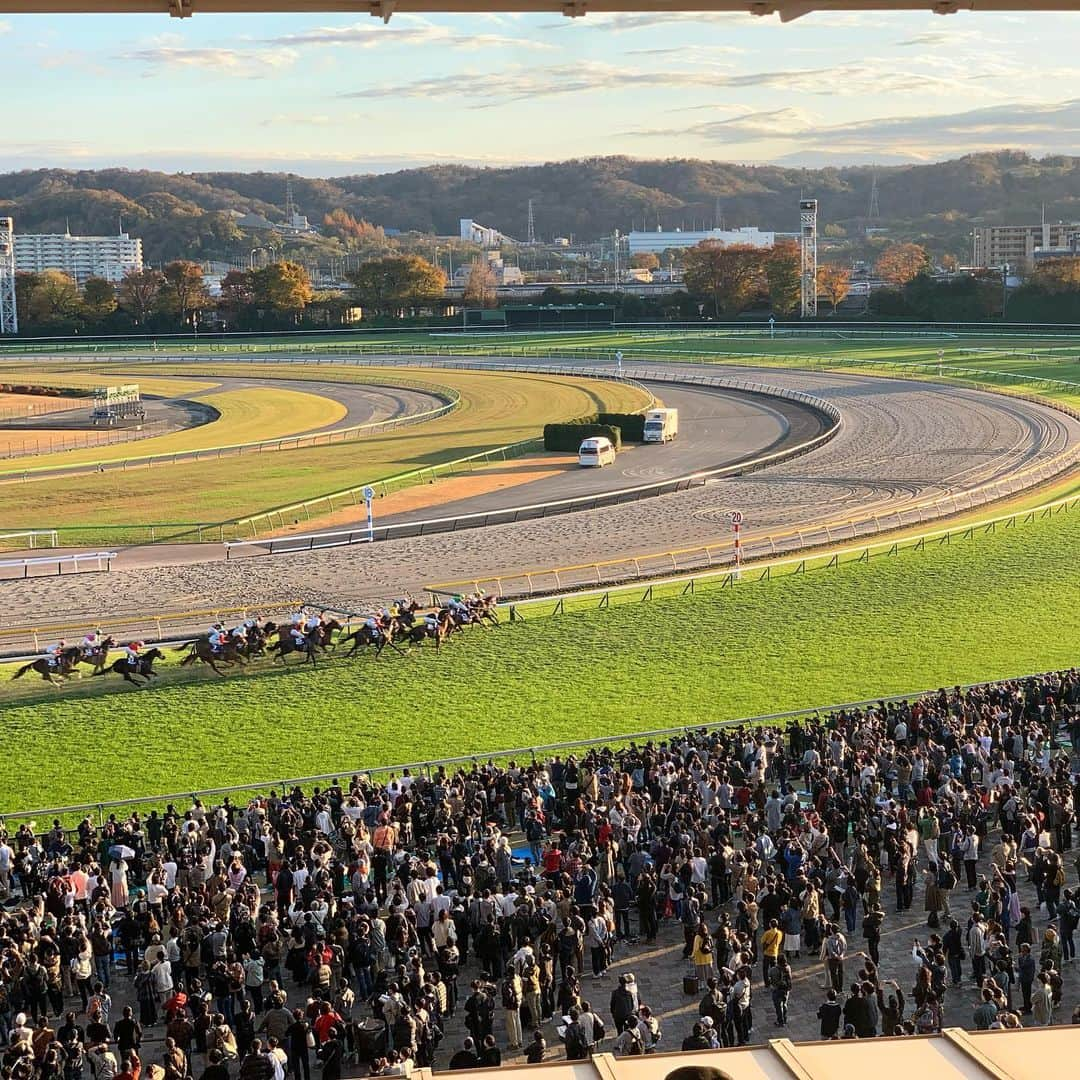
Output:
[{"left": 643, "top": 407, "right": 679, "bottom": 443}]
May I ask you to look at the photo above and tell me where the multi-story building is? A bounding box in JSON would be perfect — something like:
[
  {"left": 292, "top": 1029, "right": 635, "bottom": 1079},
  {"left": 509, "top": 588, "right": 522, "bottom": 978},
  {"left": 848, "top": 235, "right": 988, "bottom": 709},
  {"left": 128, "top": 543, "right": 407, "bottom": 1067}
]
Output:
[
  {"left": 627, "top": 225, "right": 775, "bottom": 255},
  {"left": 971, "top": 222, "right": 1080, "bottom": 270},
  {"left": 13, "top": 231, "right": 143, "bottom": 284}
]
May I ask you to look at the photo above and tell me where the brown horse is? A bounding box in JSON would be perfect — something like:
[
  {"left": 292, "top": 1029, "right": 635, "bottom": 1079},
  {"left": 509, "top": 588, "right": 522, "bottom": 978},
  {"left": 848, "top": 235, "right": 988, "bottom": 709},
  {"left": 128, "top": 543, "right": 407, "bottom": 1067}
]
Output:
[
  {"left": 174, "top": 637, "right": 247, "bottom": 677},
  {"left": 338, "top": 619, "right": 408, "bottom": 660},
  {"left": 73, "top": 636, "right": 117, "bottom": 676}
]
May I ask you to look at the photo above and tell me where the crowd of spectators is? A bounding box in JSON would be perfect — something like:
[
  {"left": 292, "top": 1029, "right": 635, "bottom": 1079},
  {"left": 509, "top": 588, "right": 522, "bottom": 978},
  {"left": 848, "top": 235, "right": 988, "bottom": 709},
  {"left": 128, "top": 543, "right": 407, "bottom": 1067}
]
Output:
[{"left": 0, "top": 671, "right": 1077, "bottom": 1078}]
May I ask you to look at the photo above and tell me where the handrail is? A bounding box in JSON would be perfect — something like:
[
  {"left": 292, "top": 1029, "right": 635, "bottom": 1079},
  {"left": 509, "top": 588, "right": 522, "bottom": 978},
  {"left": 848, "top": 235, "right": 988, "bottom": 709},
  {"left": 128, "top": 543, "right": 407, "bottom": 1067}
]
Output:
[
  {"left": 0, "top": 666, "right": 1063, "bottom": 824},
  {"left": 0, "top": 551, "right": 115, "bottom": 580},
  {"left": 0, "top": 530, "right": 59, "bottom": 549}
]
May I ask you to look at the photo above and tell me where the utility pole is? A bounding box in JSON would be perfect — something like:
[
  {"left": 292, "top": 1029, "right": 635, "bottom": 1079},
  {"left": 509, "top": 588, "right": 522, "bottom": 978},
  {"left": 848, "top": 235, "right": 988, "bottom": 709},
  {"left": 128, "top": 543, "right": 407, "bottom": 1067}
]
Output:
[{"left": 527, "top": 199, "right": 536, "bottom": 245}]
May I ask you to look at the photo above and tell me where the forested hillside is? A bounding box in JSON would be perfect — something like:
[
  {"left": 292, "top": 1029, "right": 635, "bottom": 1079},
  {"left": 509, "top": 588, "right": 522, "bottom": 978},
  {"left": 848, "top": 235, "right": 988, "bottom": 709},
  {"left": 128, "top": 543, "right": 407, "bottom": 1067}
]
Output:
[{"left": 3, "top": 151, "right": 1080, "bottom": 263}]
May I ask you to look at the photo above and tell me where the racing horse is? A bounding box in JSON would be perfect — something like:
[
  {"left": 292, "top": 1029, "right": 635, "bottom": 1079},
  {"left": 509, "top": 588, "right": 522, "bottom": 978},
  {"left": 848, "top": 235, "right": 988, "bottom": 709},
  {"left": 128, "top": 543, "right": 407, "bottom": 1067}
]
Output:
[
  {"left": 11, "top": 646, "right": 82, "bottom": 685},
  {"left": 92, "top": 647, "right": 166, "bottom": 687},
  {"left": 268, "top": 620, "right": 339, "bottom": 666},
  {"left": 400, "top": 609, "right": 456, "bottom": 652},
  {"left": 338, "top": 618, "right": 408, "bottom": 660},
  {"left": 73, "top": 636, "right": 117, "bottom": 676},
  {"left": 174, "top": 636, "right": 248, "bottom": 677}
]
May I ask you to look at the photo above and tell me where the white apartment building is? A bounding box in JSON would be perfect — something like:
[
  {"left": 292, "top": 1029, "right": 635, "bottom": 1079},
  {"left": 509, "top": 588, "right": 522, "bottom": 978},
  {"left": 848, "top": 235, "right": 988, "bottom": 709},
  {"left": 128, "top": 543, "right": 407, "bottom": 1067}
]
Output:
[
  {"left": 628, "top": 225, "right": 775, "bottom": 255},
  {"left": 13, "top": 231, "right": 144, "bottom": 284}
]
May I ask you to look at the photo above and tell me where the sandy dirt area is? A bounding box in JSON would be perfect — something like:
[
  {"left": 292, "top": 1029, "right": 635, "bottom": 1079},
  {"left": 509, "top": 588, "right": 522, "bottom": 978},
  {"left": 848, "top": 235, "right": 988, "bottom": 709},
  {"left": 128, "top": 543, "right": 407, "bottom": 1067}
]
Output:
[{"left": 266, "top": 453, "right": 579, "bottom": 535}]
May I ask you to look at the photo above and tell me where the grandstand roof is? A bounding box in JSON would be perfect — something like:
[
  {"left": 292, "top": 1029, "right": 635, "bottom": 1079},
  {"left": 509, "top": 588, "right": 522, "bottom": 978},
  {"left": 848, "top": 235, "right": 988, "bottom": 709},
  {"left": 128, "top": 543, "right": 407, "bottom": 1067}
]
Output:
[
  {"left": 404, "top": 1029, "right": 1080, "bottom": 1080},
  {"left": 0, "top": 0, "right": 1077, "bottom": 20}
]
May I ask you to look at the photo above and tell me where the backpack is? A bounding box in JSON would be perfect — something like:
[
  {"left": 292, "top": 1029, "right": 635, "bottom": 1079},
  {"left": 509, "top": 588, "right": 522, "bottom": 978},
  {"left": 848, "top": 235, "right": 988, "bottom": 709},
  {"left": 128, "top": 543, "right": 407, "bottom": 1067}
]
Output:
[
  {"left": 626, "top": 1030, "right": 644, "bottom": 1055},
  {"left": 938, "top": 866, "right": 957, "bottom": 891}
]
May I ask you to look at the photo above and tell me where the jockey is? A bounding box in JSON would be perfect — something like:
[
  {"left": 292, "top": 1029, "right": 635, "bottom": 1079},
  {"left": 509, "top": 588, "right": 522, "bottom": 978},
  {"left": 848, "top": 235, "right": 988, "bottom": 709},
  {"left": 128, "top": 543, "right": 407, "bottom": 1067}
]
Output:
[
  {"left": 124, "top": 641, "right": 142, "bottom": 669},
  {"left": 423, "top": 613, "right": 439, "bottom": 632},
  {"left": 207, "top": 624, "right": 225, "bottom": 652},
  {"left": 82, "top": 630, "right": 102, "bottom": 656},
  {"left": 289, "top": 625, "right": 307, "bottom": 649},
  {"left": 230, "top": 624, "right": 247, "bottom": 641},
  {"left": 45, "top": 640, "right": 67, "bottom": 667},
  {"left": 304, "top": 611, "right": 322, "bottom": 634},
  {"left": 448, "top": 595, "right": 470, "bottom": 622},
  {"left": 290, "top": 608, "right": 306, "bottom": 627},
  {"left": 364, "top": 615, "right": 383, "bottom": 639}
]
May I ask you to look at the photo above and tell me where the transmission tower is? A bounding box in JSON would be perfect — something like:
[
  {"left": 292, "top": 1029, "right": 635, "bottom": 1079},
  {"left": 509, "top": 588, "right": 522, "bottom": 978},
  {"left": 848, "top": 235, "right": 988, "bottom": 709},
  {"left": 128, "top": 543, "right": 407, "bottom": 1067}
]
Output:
[
  {"left": 527, "top": 199, "right": 536, "bottom": 245},
  {"left": 867, "top": 171, "right": 881, "bottom": 222},
  {"left": 799, "top": 198, "right": 818, "bottom": 319},
  {"left": 285, "top": 178, "right": 296, "bottom": 222},
  {"left": 0, "top": 218, "right": 16, "bottom": 336}
]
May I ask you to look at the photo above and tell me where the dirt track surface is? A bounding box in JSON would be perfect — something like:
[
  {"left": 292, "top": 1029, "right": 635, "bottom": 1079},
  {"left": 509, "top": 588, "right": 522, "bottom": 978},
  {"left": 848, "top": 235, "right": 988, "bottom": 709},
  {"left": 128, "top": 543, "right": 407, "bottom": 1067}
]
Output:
[{"left": 3, "top": 361, "right": 1079, "bottom": 624}]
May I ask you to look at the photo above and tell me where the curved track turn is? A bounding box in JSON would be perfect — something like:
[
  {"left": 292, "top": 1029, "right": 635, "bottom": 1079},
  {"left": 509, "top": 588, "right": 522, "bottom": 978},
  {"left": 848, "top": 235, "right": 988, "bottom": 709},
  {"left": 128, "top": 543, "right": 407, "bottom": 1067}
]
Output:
[{"left": 4, "top": 359, "right": 1079, "bottom": 623}]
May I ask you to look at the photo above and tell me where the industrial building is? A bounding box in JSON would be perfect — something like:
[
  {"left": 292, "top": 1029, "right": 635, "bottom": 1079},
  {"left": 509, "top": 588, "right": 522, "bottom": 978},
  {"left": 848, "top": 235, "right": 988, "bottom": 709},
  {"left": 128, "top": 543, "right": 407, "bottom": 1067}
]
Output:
[
  {"left": 13, "top": 230, "right": 143, "bottom": 284},
  {"left": 460, "top": 218, "right": 512, "bottom": 246},
  {"left": 628, "top": 226, "right": 775, "bottom": 255},
  {"left": 972, "top": 222, "right": 1080, "bottom": 269}
]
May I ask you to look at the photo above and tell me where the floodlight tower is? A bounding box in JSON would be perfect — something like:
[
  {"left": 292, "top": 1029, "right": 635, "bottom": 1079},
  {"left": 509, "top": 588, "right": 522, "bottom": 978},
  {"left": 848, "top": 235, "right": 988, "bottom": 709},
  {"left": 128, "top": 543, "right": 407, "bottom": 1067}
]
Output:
[
  {"left": 799, "top": 198, "right": 818, "bottom": 319},
  {"left": 0, "top": 218, "right": 16, "bottom": 335}
]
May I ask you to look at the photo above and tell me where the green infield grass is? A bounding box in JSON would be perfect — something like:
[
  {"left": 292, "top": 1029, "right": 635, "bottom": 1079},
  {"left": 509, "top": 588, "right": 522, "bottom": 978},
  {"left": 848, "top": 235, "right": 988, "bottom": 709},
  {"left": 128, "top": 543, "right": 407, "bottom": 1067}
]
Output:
[{"left": 0, "top": 365, "right": 649, "bottom": 542}]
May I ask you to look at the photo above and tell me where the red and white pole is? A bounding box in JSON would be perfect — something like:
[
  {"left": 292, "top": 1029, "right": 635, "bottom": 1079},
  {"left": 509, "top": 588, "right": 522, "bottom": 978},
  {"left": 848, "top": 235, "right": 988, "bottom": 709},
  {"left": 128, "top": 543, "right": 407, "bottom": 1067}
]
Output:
[{"left": 731, "top": 510, "right": 743, "bottom": 579}]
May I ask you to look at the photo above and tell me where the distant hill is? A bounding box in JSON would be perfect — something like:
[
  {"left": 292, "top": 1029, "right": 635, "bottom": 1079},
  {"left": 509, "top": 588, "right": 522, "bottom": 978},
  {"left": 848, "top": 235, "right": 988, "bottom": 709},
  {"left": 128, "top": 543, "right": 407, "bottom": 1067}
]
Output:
[{"left": 4, "top": 151, "right": 1080, "bottom": 264}]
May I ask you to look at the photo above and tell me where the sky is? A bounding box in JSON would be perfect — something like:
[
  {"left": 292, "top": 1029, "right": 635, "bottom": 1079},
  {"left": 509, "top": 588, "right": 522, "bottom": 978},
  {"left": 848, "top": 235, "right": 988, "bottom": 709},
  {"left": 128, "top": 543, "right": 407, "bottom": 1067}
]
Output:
[{"left": 6, "top": 7, "right": 1080, "bottom": 175}]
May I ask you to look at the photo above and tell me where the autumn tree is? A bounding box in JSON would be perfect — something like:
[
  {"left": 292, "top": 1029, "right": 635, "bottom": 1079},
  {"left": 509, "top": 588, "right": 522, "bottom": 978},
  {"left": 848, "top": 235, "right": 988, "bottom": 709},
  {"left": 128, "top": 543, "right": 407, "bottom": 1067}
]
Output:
[
  {"left": 1029, "top": 257, "right": 1080, "bottom": 294},
  {"left": 26, "top": 270, "right": 80, "bottom": 325},
  {"left": 157, "top": 260, "right": 210, "bottom": 324},
  {"left": 250, "top": 260, "right": 314, "bottom": 316},
  {"left": 463, "top": 259, "right": 497, "bottom": 308},
  {"left": 345, "top": 255, "right": 447, "bottom": 317},
  {"left": 817, "top": 264, "right": 852, "bottom": 314},
  {"left": 765, "top": 239, "right": 801, "bottom": 317},
  {"left": 876, "top": 242, "right": 930, "bottom": 287},
  {"left": 118, "top": 268, "right": 165, "bottom": 326},
  {"left": 683, "top": 242, "right": 766, "bottom": 316},
  {"left": 323, "top": 209, "right": 387, "bottom": 248},
  {"left": 81, "top": 277, "right": 117, "bottom": 323},
  {"left": 629, "top": 252, "right": 660, "bottom": 270}
]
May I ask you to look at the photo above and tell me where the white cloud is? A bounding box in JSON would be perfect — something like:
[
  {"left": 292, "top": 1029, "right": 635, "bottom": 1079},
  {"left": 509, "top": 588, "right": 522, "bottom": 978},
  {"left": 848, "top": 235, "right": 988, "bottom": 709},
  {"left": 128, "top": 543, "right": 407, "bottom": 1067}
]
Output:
[
  {"left": 260, "top": 20, "right": 553, "bottom": 52},
  {"left": 340, "top": 58, "right": 965, "bottom": 106},
  {"left": 539, "top": 12, "right": 750, "bottom": 32},
  {"left": 628, "top": 97, "right": 1080, "bottom": 162},
  {"left": 117, "top": 43, "right": 300, "bottom": 74}
]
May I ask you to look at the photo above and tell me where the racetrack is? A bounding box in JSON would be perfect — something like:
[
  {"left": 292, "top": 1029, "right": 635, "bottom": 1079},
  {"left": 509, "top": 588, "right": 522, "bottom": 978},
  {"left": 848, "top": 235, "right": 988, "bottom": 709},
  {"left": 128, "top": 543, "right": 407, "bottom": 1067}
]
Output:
[{"left": 3, "top": 357, "right": 1078, "bottom": 628}]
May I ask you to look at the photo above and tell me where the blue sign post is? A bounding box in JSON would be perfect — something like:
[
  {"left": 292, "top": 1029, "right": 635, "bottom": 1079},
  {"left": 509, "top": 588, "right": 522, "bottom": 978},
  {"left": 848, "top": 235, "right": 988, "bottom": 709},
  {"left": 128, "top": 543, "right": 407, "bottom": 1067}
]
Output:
[{"left": 363, "top": 485, "right": 376, "bottom": 542}]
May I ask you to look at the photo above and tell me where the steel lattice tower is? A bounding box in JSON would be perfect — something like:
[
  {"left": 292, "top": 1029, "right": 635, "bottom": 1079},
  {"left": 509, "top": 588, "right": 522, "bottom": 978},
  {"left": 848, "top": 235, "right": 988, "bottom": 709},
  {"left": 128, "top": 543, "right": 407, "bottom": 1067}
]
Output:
[
  {"left": 527, "top": 199, "right": 536, "bottom": 245},
  {"left": 799, "top": 198, "right": 818, "bottom": 319},
  {"left": 0, "top": 218, "right": 16, "bottom": 335}
]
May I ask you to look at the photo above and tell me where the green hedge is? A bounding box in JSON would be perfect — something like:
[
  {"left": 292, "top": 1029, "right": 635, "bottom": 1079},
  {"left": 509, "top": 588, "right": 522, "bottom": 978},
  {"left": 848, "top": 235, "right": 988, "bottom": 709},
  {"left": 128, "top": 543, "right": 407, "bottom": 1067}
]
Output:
[
  {"left": 598, "top": 412, "right": 645, "bottom": 441},
  {"left": 543, "top": 422, "right": 622, "bottom": 453}
]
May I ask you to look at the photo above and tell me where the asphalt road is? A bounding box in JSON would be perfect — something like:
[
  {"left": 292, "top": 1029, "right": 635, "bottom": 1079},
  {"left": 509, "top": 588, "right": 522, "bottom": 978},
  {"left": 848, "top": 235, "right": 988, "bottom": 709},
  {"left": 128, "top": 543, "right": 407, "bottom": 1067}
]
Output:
[{"left": 374, "top": 381, "right": 825, "bottom": 528}]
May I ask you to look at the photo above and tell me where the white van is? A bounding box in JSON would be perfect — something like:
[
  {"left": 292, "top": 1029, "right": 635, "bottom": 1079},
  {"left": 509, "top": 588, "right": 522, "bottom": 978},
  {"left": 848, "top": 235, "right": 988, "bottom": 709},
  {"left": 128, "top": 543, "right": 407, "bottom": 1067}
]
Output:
[{"left": 578, "top": 436, "right": 617, "bottom": 468}]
